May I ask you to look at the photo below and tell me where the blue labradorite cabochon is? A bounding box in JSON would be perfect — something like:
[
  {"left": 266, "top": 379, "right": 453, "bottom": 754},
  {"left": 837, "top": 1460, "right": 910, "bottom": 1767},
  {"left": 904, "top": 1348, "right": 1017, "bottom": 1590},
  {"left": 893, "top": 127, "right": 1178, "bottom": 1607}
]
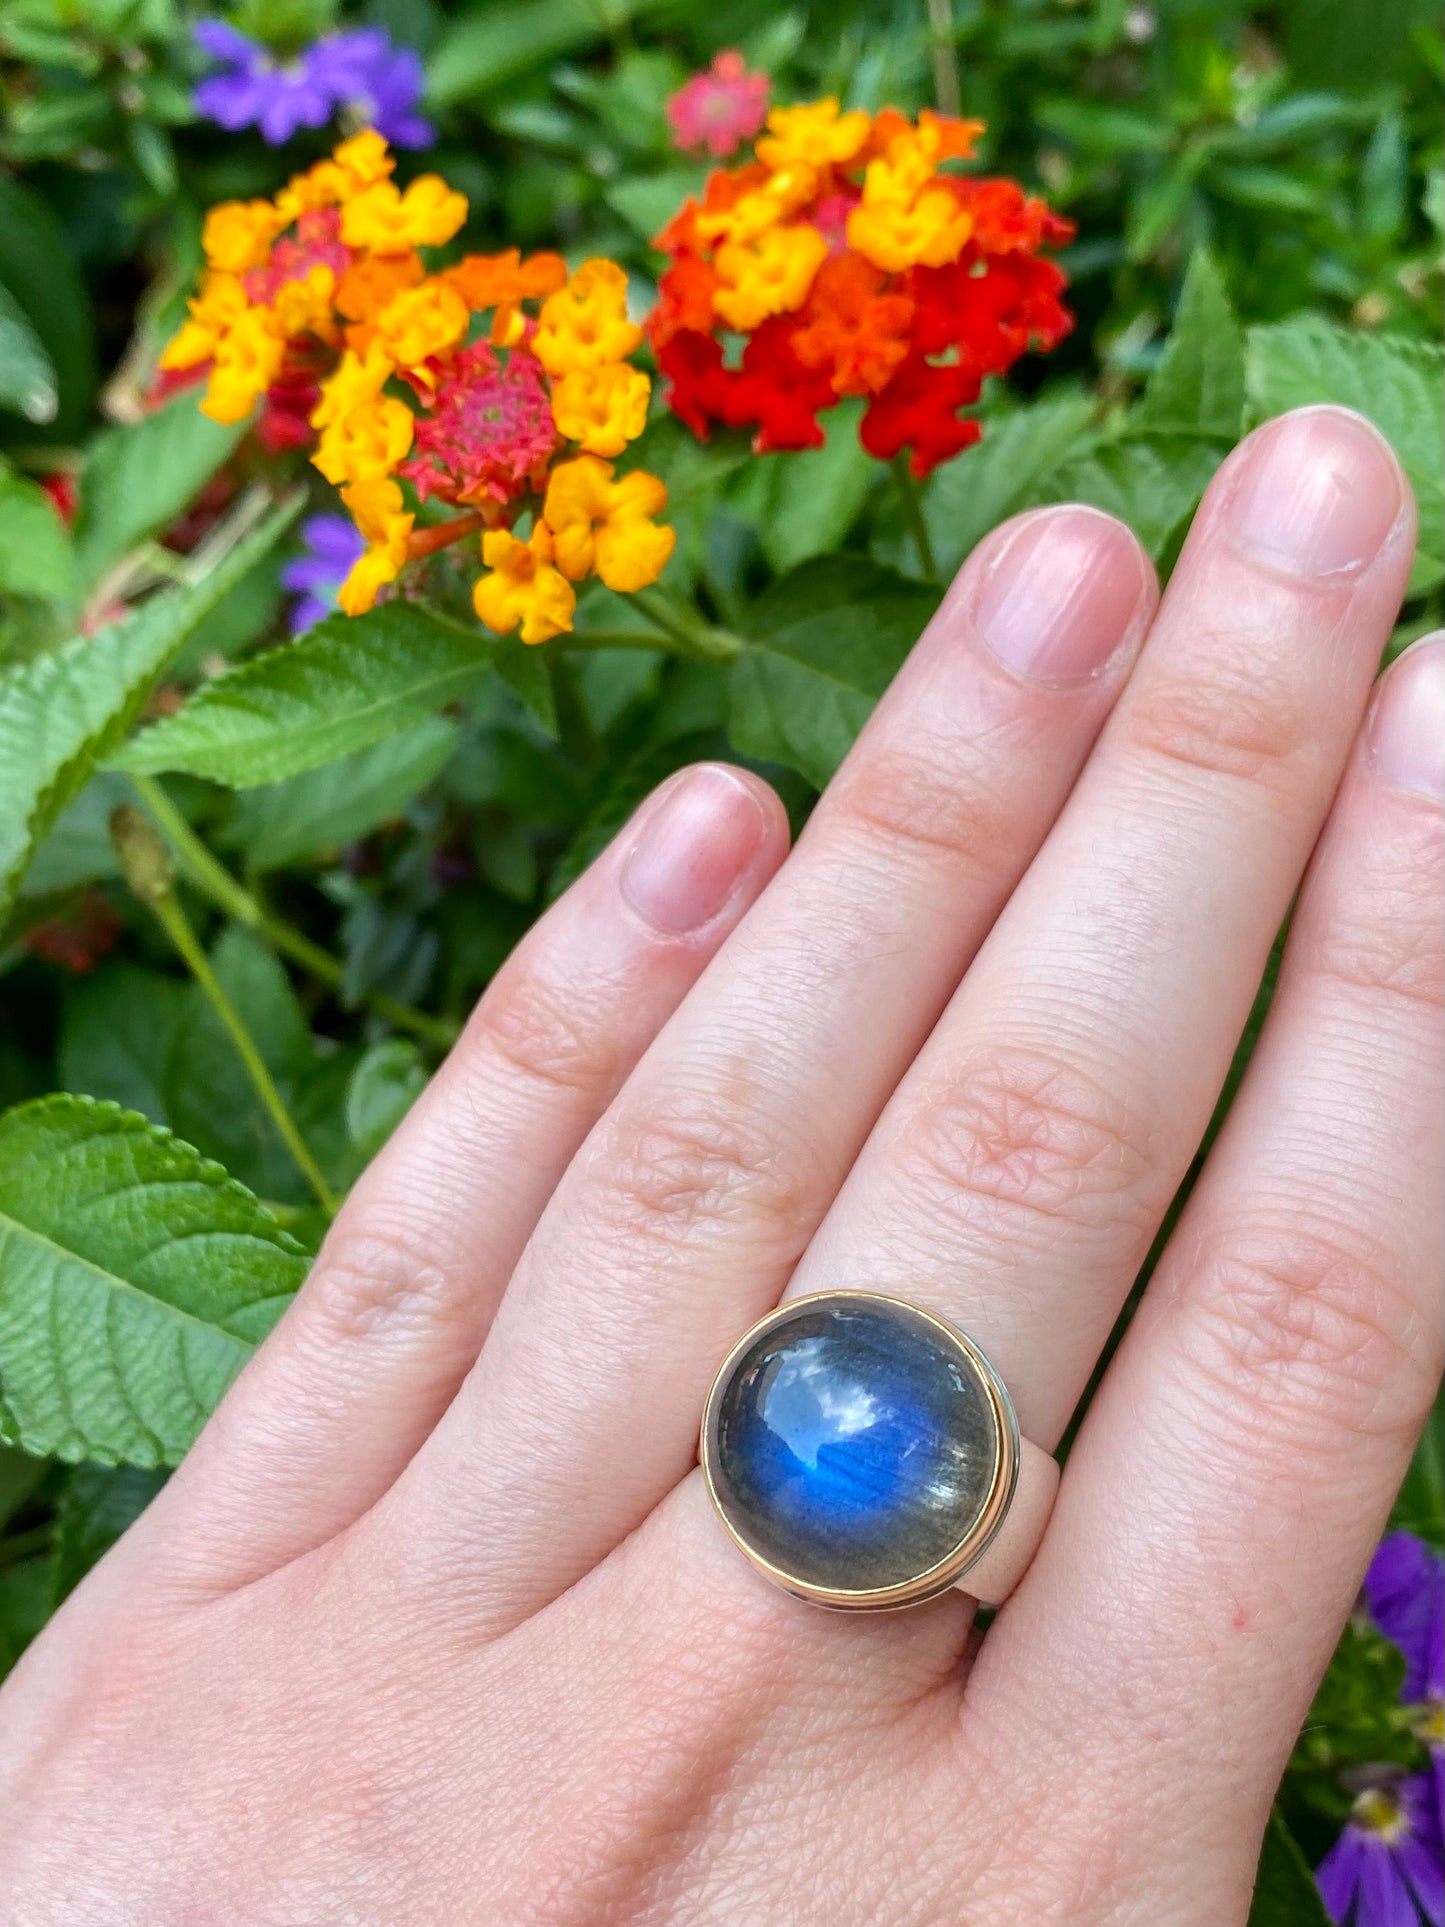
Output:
[{"left": 705, "top": 1294, "right": 1003, "bottom": 1599}]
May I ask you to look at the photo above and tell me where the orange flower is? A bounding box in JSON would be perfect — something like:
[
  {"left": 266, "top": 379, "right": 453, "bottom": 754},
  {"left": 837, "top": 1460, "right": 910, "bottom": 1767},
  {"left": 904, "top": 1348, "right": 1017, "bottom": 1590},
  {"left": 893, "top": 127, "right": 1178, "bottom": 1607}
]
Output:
[{"left": 644, "top": 99, "right": 1073, "bottom": 477}]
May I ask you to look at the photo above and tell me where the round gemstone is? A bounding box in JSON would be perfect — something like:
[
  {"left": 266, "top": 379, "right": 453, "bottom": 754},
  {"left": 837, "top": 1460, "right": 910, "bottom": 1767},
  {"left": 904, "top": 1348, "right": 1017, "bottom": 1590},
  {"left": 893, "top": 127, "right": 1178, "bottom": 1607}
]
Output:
[{"left": 705, "top": 1293, "right": 1002, "bottom": 1600}]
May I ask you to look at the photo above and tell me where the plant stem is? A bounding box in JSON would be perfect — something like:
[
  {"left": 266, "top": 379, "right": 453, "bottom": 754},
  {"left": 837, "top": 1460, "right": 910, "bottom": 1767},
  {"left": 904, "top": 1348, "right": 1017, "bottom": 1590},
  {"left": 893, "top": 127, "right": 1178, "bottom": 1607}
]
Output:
[
  {"left": 629, "top": 586, "right": 745, "bottom": 662},
  {"left": 147, "top": 880, "right": 339, "bottom": 1217},
  {"left": 891, "top": 455, "right": 938, "bottom": 582},
  {"left": 926, "top": 0, "right": 961, "bottom": 116},
  {"left": 129, "top": 775, "right": 459, "bottom": 1051}
]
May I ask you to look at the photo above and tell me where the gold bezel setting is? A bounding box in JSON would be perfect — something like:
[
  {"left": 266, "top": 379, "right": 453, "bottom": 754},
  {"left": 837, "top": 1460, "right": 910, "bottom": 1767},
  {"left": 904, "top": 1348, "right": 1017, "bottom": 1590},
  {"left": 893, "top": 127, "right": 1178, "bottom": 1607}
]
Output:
[{"left": 699, "top": 1289, "right": 1020, "bottom": 1612}]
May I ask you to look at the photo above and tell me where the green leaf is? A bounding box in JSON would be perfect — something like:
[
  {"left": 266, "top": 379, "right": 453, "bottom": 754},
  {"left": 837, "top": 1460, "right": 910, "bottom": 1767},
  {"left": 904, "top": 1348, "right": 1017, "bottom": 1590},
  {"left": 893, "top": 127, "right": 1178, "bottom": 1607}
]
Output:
[
  {"left": 729, "top": 559, "right": 937, "bottom": 790},
  {"left": 0, "top": 499, "right": 298, "bottom": 927},
  {"left": 606, "top": 168, "right": 708, "bottom": 241},
  {"left": 73, "top": 397, "right": 247, "bottom": 592},
  {"left": 1390, "top": 1389, "right": 1444, "bottom": 1546},
  {"left": 1137, "top": 251, "right": 1246, "bottom": 440},
  {"left": 1023, "top": 432, "right": 1227, "bottom": 560},
  {"left": 752, "top": 400, "right": 879, "bottom": 576},
  {"left": 0, "top": 172, "right": 96, "bottom": 441},
  {"left": 1248, "top": 1809, "right": 1330, "bottom": 1927},
  {"left": 345, "top": 1038, "right": 427, "bottom": 1161},
  {"left": 1247, "top": 317, "right": 1444, "bottom": 593},
  {"left": 51, "top": 1461, "right": 167, "bottom": 1604},
  {"left": 427, "top": 0, "right": 672, "bottom": 104},
  {"left": 922, "top": 394, "right": 1096, "bottom": 578},
  {"left": 0, "top": 1095, "right": 306, "bottom": 1468},
  {"left": 0, "top": 471, "right": 75, "bottom": 601},
  {"left": 20, "top": 771, "right": 128, "bottom": 898},
  {"left": 0, "top": 1553, "right": 54, "bottom": 1682},
  {"left": 115, "top": 602, "right": 498, "bottom": 788},
  {"left": 218, "top": 715, "right": 459, "bottom": 870},
  {"left": 59, "top": 963, "right": 188, "bottom": 1126},
  {"left": 0, "top": 284, "right": 57, "bottom": 426}
]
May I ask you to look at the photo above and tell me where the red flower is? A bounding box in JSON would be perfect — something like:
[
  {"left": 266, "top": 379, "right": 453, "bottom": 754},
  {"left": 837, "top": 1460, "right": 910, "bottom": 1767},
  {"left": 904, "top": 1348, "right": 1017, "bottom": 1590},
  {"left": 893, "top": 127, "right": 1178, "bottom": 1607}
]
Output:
[{"left": 860, "top": 353, "right": 983, "bottom": 476}]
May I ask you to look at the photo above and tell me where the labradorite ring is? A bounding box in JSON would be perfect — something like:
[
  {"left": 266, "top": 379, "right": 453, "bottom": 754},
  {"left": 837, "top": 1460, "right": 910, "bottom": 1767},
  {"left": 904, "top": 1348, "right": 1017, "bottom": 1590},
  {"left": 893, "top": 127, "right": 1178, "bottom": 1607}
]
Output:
[{"left": 699, "top": 1291, "right": 1059, "bottom": 1611}]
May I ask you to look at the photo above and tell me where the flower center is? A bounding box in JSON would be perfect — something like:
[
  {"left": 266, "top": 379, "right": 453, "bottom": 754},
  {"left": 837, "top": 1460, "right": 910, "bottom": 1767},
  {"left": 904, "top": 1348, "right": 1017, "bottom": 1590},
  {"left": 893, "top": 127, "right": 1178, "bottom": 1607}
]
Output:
[
  {"left": 1353, "top": 1788, "right": 1410, "bottom": 1844},
  {"left": 400, "top": 342, "right": 562, "bottom": 507}
]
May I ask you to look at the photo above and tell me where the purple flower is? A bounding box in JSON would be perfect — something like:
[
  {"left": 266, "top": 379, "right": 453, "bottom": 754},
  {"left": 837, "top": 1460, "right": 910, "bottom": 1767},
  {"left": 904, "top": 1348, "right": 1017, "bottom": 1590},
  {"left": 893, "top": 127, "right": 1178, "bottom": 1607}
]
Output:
[
  {"left": 193, "top": 20, "right": 334, "bottom": 146},
  {"left": 317, "top": 29, "right": 434, "bottom": 149},
  {"left": 1367, "top": 1536, "right": 1445, "bottom": 1715},
  {"left": 281, "top": 515, "right": 364, "bottom": 633},
  {"left": 193, "top": 19, "right": 433, "bottom": 150},
  {"left": 1316, "top": 1775, "right": 1444, "bottom": 1927}
]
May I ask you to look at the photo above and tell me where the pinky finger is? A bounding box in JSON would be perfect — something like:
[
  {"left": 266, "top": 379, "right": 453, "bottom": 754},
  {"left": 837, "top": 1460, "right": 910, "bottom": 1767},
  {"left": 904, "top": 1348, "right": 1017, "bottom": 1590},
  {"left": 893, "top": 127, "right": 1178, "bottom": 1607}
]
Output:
[
  {"left": 140, "top": 761, "right": 789, "bottom": 1593},
  {"left": 970, "top": 635, "right": 1445, "bottom": 1922}
]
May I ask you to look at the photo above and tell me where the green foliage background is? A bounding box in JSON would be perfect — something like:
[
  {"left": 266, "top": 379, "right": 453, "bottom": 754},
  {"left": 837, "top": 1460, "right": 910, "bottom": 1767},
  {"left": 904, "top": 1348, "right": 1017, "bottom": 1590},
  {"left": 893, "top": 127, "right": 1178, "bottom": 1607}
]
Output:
[{"left": 0, "top": 1, "right": 1441, "bottom": 1913}]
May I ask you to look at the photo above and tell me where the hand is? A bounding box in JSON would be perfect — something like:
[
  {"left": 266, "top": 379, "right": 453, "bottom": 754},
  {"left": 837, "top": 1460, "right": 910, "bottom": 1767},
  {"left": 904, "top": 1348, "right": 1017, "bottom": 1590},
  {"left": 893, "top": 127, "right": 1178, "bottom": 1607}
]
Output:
[{"left": 2, "top": 404, "right": 1439, "bottom": 1927}]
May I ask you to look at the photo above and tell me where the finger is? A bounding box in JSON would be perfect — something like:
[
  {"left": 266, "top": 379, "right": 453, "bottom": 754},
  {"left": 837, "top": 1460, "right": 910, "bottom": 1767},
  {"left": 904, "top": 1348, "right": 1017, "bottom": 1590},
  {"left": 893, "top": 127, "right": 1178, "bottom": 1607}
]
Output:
[
  {"left": 145, "top": 763, "right": 790, "bottom": 1591},
  {"left": 370, "top": 505, "right": 1157, "bottom": 1622},
  {"left": 969, "top": 635, "right": 1444, "bottom": 1923},
  {"left": 781, "top": 403, "right": 1417, "bottom": 1449}
]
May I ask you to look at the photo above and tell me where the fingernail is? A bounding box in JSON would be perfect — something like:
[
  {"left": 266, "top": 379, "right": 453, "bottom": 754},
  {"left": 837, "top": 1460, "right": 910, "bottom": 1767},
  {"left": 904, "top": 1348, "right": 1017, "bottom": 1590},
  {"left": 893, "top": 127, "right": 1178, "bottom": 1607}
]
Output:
[
  {"left": 1225, "top": 406, "right": 1403, "bottom": 578},
  {"left": 975, "top": 507, "right": 1152, "bottom": 686},
  {"left": 620, "top": 765, "right": 769, "bottom": 933},
  {"left": 1369, "top": 634, "right": 1445, "bottom": 802}
]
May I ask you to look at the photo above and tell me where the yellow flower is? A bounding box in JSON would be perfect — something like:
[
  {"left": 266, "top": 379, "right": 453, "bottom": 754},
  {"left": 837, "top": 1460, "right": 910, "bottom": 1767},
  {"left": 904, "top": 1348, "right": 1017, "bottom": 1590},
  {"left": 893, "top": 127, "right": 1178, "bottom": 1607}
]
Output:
[
  {"left": 201, "top": 308, "right": 285, "bottom": 423},
  {"left": 549, "top": 363, "right": 651, "bottom": 457},
  {"left": 310, "top": 344, "right": 395, "bottom": 431},
  {"left": 159, "top": 271, "right": 248, "bottom": 370},
  {"left": 531, "top": 260, "right": 642, "bottom": 378},
  {"left": 473, "top": 522, "right": 577, "bottom": 644},
  {"left": 372, "top": 278, "right": 470, "bottom": 378},
  {"left": 312, "top": 394, "right": 414, "bottom": 485},
  {"left": 270, "top": 264, "right": 338, "bottom": 340},
  {"left": 332, "top": 128, "right": 395, "bottom": 191},
  {"left": 341, "top": 175, "right": 468, "bottom": 252},
  {"left": 847, "top": 190, "right": 973, "bottom": 273},
  {"left": 542, "top": 455, "right": 675, "bottom": 592},
  {"left": 337, "top": 476, "right": 412, "bottom": 616},
  {"left": 694, "top": 164, "right": 820, "bottom": 248},
  {"left": 712, "top": 223, "right": 830, "bottom": 331},
  {"left": 755, "top": 99, "right": 871, "bottom": 172},
  {"left": 201, "top": 199, "right": 283, "bottom": 275}
]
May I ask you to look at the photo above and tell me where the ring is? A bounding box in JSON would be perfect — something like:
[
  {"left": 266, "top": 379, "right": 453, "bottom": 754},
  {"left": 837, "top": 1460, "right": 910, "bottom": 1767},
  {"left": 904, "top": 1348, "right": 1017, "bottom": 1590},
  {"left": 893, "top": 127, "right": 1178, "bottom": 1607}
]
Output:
[{"left": 699, "top": 1291, "right": 1059, "bottom": 1611}]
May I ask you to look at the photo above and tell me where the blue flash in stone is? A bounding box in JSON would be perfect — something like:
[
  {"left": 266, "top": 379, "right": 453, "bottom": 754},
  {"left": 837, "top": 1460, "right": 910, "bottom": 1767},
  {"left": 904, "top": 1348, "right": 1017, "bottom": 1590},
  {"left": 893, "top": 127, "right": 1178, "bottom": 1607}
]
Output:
[{"left": 705, "top": 1294, "right": 1001, "bottom": 1598}]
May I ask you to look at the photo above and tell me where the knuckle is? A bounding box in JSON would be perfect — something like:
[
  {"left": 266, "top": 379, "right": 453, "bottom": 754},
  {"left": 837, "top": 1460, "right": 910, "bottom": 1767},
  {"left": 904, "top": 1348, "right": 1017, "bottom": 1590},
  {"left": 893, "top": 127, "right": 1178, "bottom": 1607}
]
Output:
[
  {"left": 472, "top": 962, "right": 625, "bottom": 1101},
  {"left": 1123, "top": 663, "right": 1308, "bottom": 793},
  {"left": 829, "top": 737, "right": 1020, "bottom": 884},
  {"left": 1175, "top": 1220, "right": 1441, "bottom": 1454},
  {"left": 306, "top": 1221, "right": 462, "bottom": 1344},
  {"left": 901, "top": 1044, "right": 1155, "bottom": 1240},
  {"left": 586, "top": 1079, "right": 817, "bottom": 1253}
]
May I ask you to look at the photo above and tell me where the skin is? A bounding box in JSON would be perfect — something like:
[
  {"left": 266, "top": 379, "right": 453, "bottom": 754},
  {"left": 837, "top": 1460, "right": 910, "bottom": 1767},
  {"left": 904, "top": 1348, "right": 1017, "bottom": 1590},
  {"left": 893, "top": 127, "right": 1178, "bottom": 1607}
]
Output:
[{"left": 0, "top": 403, "right": 1440, "bottom": 1926}]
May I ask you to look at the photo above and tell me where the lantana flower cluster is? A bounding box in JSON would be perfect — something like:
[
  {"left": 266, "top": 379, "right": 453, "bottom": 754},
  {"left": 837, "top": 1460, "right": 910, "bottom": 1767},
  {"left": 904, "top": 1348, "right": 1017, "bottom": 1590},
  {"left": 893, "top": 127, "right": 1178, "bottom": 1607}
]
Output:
[
  {"left": 647, "top": 99, "right": 1074, "bottom": 476},
  {"left": 161, "top": 131, "right": 674, "bottom": 644}
]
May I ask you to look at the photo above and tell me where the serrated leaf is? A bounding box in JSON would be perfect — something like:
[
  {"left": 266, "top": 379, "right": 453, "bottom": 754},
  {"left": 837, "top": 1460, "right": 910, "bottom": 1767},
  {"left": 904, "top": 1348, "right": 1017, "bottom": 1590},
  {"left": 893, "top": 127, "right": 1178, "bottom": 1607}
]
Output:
[
  {"left": 73, "top": 397, "right": 247, "bottom": 592},
  {"left": 0, "top": 1095, "right": 306, "bottom": 1469},
  {"left": 20, "top": 770, "right": 128, "bottom": 899},
  {"left": 0, "top": 283, "right": 57, "bottom": 425},
  {"left": 1248, "top": 1810, "right": 1330, "bottom": 1927},
  {"left": 219, "top": 715, "right": 459, "bottom": 870},
  {"left": 0, "top": 471, "right": 75, "bottom": 601},
  {"left": 1137, "top": 250, "right": 1245, "bottom": 439},
  {"left": 115, "top": 602, "right": 498, "bottom": 788},
  {"left": 1022, "top": 432, "right": 1227, "bottom": 559},
  {"left": 923, "top": 394, "right": 1096, "bottom": 578},
  {"left": 728, "top": 559, "right": 937, "bottom": 790},
  {"left": 1247, "top": 317, "right": 1444, "bottom": 592},
  {"left": 0, "top": 499, "right": 298, "bottom": 927}
]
